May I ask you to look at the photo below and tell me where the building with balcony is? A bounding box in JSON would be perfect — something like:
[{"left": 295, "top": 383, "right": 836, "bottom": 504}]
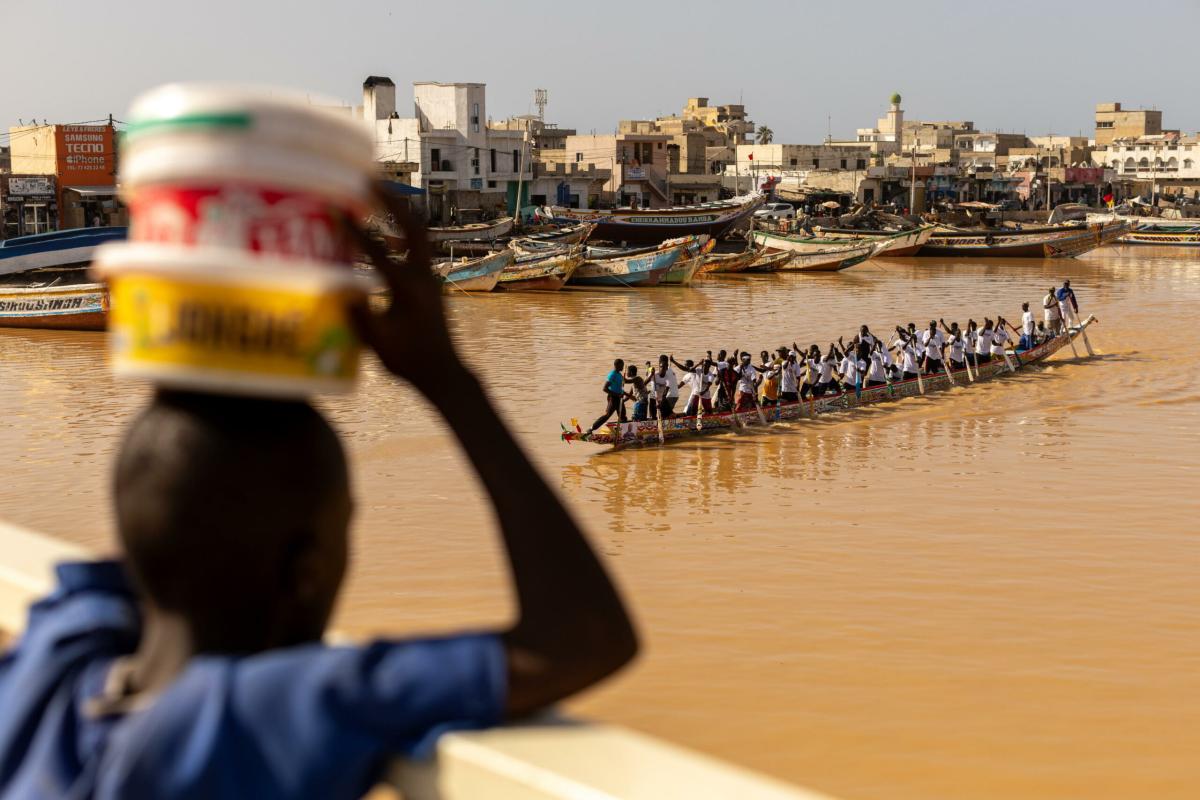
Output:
[
  {"left": 555, "top": 133, "right": 672, "bottom": 208},
  {"left": 1092, "top": 134, "right": 1200, "bottom": 199}
]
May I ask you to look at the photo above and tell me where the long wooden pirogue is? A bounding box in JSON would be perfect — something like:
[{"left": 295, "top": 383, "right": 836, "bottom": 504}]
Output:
[{"left": 562, "top": 316, "right": 1097, "bottom": 448}]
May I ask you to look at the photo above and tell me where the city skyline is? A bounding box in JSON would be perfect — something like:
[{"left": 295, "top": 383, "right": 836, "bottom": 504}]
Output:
[{"left": 2, "top": 0, "right": 1198, "bottom": 145}]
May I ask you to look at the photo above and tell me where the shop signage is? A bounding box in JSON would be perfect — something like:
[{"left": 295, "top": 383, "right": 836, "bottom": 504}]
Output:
[{"left": 5, "top": 177, "right": 54, "bottom": 197}]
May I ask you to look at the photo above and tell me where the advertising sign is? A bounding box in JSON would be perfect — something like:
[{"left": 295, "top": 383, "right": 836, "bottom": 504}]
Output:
[{"left": 54, "top": 125, "right": 116, "bottom": 186}]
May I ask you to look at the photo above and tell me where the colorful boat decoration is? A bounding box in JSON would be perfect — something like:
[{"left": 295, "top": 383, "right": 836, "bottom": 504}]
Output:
[
  {"left": 0, "top": 227, "right": 127, "bottom": 277},
  {"left": 562, "top": 316, "right": 1097, "bottom": 448},
  {"left": 498, "top": 249, "right": 584, "bottom": 292},
  {"left": 548, "top": 193, "right": 764, "bottom": 244},
  {"left": 751, "top": 231, "right": 878, "bottom": 271},
  {"left": 658, "top": 237, "right": 712, "bottom": 286},
  {"left": 568, "top": 238, "right": 690, "bottom": 287},
  {"left": 439, "top": 249, "right": 514, "bottom": 293},
  {"left": 0, "top": 281, "right": 108, "bottom": 331}
]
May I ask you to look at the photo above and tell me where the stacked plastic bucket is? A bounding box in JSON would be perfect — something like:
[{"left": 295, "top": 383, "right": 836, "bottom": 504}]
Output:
[{"left": 93, "top": 83, "right": 377, "bottom": 396}]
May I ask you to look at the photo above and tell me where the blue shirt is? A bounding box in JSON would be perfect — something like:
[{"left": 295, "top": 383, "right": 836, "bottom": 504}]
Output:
[
  {"left": 604, "top": 369, "right": 623, "bottom": 395},
  {"left": 1056, "top": 286, "right": 1075, "bottom": 303},
  {"left": 0, "top": 561, "right": 506, "bottom": 799}
]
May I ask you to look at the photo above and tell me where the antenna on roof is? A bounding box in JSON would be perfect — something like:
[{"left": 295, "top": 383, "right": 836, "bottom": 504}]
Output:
[{"left": 534, "top": 89, "right": 547, "bottom": 123}]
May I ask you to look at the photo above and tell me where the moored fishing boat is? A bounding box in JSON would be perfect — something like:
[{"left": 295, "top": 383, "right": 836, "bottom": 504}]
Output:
[
  {"left": 439, "top": 249, "right": 513, "bottom": 293},
  {"left": 741, "top": 249, "right": 794, "bottom": 273},
  {"left": 426, "top": 216, "right": 513, "bottom": 243},
  {"left": 752, "top": 231, "right": 877, "bottom": 271},
  {"left": 0, "top": 281, "right": 108, "bottom": 331},
  {"left": 916, "top": 225, "right": 1104, "bottom": 258},
  {"left": 811, "top": 224, "right": 936, "bottom": 256},
  {"left": 562, "top": 316, "right": 1098, "bottom": 447},
  {"left": 510, "top": 222, "right": 596, "bottom": 247},
  {"left": 568, "top": 239, "right": 686, "bottom": 287},
  {"left": 548, "top": 193, "right": 764, "bottom": 244},
  {"left": 658, "top": 236, "right": 710, "bottom": 286},
  {"left": 0, "top": 227, "right": 127, "bottom": 278},
  {"left": 497, "top": 249, "right": 584, "bottom": 292},
  {"left": 699, "top": 245, "right": 761, "bottom": 274}
]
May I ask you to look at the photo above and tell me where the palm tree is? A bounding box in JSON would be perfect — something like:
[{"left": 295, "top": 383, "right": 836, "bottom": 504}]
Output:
[{"left": 756, "top": 125, "right": 773, "bottom": 144}]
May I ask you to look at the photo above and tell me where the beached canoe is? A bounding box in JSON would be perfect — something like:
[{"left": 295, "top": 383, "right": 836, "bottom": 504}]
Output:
[
  {"left": 0, "top": 281, "right": 108, "bottom": 331},
  {"left": 569, "top": 239, "right": 688, "bottom": 287},
  {"left": 548, "top": 193, "right": 764, "bottom": 245},
  {"left": 741, "top": 249, "right": 794, "bottom": 273},
  {"left": 439, "top": 249, "right": 513, "bottom": 293},
  {"left": 0, "top": 227, "right": 127, "bottom": 278},
  {"left": 914, "top": 223, "right": 1123, "bottom": 258},
  {"left": 562, "top": 316, "right": 1098, "bottom": 447},
  {"left": 497, "top": 250, "right": 584, "bottom": 292},
  {"left": 699, "top": 247, "right": 761, "bottom": 274},
  {"left": 751, "top": 231, "right": 878, "bottom": 271},
  {"left": 810, "top": 225, "right": 936, "bottom": 256}
]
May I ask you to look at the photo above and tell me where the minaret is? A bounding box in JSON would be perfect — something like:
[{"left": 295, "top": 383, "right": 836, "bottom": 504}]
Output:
[{"left": 885, "top": 92, "right": 903, "bottom": 142}]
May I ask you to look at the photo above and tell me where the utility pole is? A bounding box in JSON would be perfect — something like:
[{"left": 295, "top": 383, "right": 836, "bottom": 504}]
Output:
[{"left": 909, "top": 140, "right": 917, "bottom": 213}]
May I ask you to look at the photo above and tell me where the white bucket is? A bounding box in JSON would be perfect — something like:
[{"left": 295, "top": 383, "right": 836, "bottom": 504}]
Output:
[
  {"left": 93, "top": 242, "right": 377, "bottom": 398},
  {"left": 120, "top": 83, "right": 375, "bottom": 264}
]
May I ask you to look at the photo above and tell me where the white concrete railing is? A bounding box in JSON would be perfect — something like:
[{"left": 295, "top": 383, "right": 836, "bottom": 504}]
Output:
[{"left": 0, "top": 521, "right": 836, "bottom": 800}]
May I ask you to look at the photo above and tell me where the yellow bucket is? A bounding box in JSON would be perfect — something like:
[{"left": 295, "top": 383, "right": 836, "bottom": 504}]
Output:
[{"left": 93, "top": 243, "right": 372, "bottom": 397}]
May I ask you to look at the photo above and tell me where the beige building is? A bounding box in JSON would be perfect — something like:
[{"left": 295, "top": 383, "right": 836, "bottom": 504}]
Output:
[
  {"left": 1094, "top": 102, "right": 1163, "bottom": 146},
  {"left": 559, "top": 133, "right": 672, "bottom": 208}
]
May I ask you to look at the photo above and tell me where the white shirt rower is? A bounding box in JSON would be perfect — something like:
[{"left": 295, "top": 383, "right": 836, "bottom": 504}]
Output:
[
  {"left": 735, "top": 363, "right": 758, "bottom": 394},
  {"left": 991, "top": 327, "right": 1010, "bottom": 355},
  {"left": 921, "top": 330, "right": 943, "bottom": 361},
  {"left": 780, "top": 361, "right": 799, "bottom": 394},
  {"left": 839, "top": 353, "right": 865, "bottom": 384},
  {"left": 947, "top": 336, "right": 965, "bottom": 363},
  {"left": 900, "top": 342, "right": 920, "bottom": 375},
  {"left": 1022, "top": 309, "right": 1035, "bottom": 337},
  {"left": 976, "top": 328, "right": 994, "bottom": 355},
  {"left": 866, "top": 351, "right": 888, "bottom": 383},
  {"left": 818, "top": 357, "right": 836, "bottom": 384}
]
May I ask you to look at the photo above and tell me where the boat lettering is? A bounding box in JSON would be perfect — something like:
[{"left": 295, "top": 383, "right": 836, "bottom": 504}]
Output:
[
  {"left": 625, "top": 214, "right": 720, "bottom": 225},
  {"left": 0, "top": 295, "right": 101, "bottom": 314},
  {"left": 165, "top": 301, "right": 304, "bottom": 356}
]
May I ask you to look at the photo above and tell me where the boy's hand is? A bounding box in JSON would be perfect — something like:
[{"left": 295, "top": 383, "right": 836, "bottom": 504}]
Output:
[{"left": 347, "top": 184, "right": 461, "bottom": 396}]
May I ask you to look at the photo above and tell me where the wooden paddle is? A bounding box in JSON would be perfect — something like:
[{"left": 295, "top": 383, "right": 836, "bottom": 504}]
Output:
[
  {"left": 912, "top": 339, "right": 925, "bottom": 395},
  {"left": 941, "top": 342, "right": 957, "bottom": 386}
]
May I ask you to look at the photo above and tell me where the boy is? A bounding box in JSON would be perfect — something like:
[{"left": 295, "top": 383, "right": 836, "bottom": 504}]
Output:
[{"left": 0, "top": 197, "right": 637, "bottom": 799}]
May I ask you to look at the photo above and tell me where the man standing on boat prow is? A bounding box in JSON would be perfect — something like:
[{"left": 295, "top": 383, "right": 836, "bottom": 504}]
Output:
[
  {"left": 1057, "top": 280, "right": 1080, "bottom": 329},
  {"left": 587, "top": 358, "right": 626, "bottom": 436}
]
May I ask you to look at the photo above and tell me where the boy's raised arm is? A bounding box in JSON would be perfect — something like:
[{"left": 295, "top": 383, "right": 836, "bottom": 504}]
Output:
[{"left": 347, "top": 192, "right": 637, "bottom": 718}]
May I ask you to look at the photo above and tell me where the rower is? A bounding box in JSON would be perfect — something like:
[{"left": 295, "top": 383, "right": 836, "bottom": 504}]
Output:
[
  {"left": 673, "top": 356, "right": 712, "bottom": 417},
  {"left": 975, "top": 319, "right": 995, "bottom": 364},
  {"left": 945, "top": 326, "right": 967, "bottom": 371},
  {"left": 779, "top": 350, "right": 801, "bottom": 403},
  {"left": 1043, "top": 287, "right": 1063, "bottom": 334},
  {"left": 625, "top": 365, "right": 650, "bottom": 422},
  {"left": 892, "top": 327, "right": 920, "bottom": 381},
  {"left": 864, "top": 341, "right": 888, "bottom": 388},
  {"left": 652, "top": 355, "right": 679, "bottom": 419},
  {"left": 733, "top": 351, "right": 760, "bottom": 411},
  {"left": 991, "top": 317, "right": 1013, "bottom": 359},
  {"left": 586, "top": 358, "right": 627, "bottom": 435},
  {"left": 964, "top": 320, "right": 980, "bottom": 367},
  {"left": 859, "top": 325, "right": 878, "bottom": 350},
  {"left": 815, "top": 344, "right": 839, "bottom": 397},
  {"left": 837, "top": 343, "right": 866, "bottom": 393},
  {"left": 797, "top": 343, "right": 821, "bottom": 400},
  {"left": 920, "top": 320, "right": 945, "bottom": 375},
  {"left": 1057, "top": 280, "right": 1080, "bottom": 328}
]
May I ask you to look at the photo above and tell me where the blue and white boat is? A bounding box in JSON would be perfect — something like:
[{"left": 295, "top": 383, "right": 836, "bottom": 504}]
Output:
[
  {"left": 568, "top": 239, "right": 686, "bottom": 287},
  {"left": 0, "top": 227, "right": 127, "bottom": 278}
]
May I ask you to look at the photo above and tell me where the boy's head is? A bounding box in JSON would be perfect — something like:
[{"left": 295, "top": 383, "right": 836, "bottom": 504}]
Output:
[{"left": 115, "top": 391, "right": 351, "bottom": 655}]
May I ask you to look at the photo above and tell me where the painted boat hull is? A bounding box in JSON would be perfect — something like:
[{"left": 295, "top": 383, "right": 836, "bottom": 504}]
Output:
[
  {"left": 742, "top": 250, "right": 794, "bottom": 273},
  {"left": 426, "top": 217, "right": 514, "bottom": 243},
  {"left": 497, "top": 253, "right": 583, "bottom": 292},
  {"left": 569, "top": 246, "right": 682, "bottom": 287},
  {"left": 551, "top": 195, "right": 764, "bottom": 244},
  {"left": 916, "top": 226, "right": 1106, "bottom": 258},
  {"left": 565, "top": 317, "right": 1095, "bottom": 447},
  {"left": 751, "top": 231, "right": 878, "bottom": 271},
  {"left": 699, "top": 248, "right": 759, "bottom": 274},
  {"left": 0, "top": 227, "right": 127, "bottom": 277},
  {"left": 809, "top": 225, "right": 936, "bottom": 257},
  {"left": 441, "top": 250, "right": 513, "bottom": 292},
  {"left": 0, "top": 282, "right": 108, "bottom": 331},
  {"left": 1120, "top": 230, "right": 1200, "bottom": 246}
]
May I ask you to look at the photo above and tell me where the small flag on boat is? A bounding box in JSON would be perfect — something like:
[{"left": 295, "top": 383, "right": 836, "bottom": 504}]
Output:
[{"left": 571, "top": 418, "right": 581, "bottom": 433}]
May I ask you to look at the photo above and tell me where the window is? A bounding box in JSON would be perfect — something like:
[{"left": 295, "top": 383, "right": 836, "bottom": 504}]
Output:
[
  {"left": 575, "top": 152, "right": 583, "bottom": 162},
  {"left": 1185, "top": 159, "right": 1194, "bottom": 169},
  {"left": 856, "top": 159, "right": 866, "bottom": 169},
  {"left": 471, "top": 157, "right": 480, "bottom": 175},
  {"left": 22, "top": 204, "right": 50, "bottom": 234},
  {"left": 472, "top": 103, "right": 480, "bottom": 133},
  {"left": 430, "top": 148, "right": 441, "bottom": 168},
  {"left": 790, "top": 158, "right": 797, "bottom": 166},
  {"left": 1096, "top": 120, "right": 1114, "bottom": 129},
  {"left": 840, "top": 159, "right": 847, "bottom": 169},
  {"left": 812, "top": 158, "right": 819, "bottom": 167},
  {"left": 490, "top": 148, "right": 496, "bottom": 172},
  {"left": 1139, "top": 157, "right": 1149, "bottom": 168},
  {"left": 657, "top": 142, "right": 662, "bottom": 149},
  {"left": 513, "top": 149, "right": 520, "bottom": 170},
  {"left": 487, "top": 180, "right": 497, "bottom": 188}
]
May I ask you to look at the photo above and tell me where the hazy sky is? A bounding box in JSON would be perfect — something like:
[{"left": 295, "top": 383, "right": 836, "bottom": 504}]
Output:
[{"left": 4, "top": 0, "right": 1197, "bottom": 144}]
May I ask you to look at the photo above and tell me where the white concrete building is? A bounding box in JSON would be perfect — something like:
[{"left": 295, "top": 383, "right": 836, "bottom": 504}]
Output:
[{"left": 364, "top": 78, "right": 532, "bottom": 222}]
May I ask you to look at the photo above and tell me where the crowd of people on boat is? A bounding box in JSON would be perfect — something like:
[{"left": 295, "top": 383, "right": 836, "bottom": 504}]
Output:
[{"left": 587, "top": 281, "right": 1081, "bottom": 434}]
